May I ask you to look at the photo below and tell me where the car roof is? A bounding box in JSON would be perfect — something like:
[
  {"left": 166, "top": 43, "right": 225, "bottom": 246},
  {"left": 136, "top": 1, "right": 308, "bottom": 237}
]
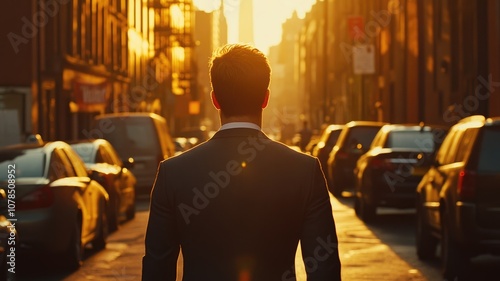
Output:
[
  {"left": 345, "top": 120, "right": 388, "bottom": 128},
  {"left": 69, "top": 138, "right": 110, "bottom": 146},
  {"left": 378, "top": 124, "right": 443, "bottom": 133},
  {"left": 325, "top": 124, "right": 344, "bottom": 131},
  {"left": 0, "top": 141, "right": 70, "bottom": 154},
  {"left": 454, "top": 115, "right": 500, "bottom": 129}
]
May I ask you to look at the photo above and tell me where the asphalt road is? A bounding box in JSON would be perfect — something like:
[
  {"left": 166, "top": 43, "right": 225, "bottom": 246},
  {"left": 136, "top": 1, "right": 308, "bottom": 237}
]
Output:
[{"left": 14, "top": 193, "right": 500, "bottom": 281}]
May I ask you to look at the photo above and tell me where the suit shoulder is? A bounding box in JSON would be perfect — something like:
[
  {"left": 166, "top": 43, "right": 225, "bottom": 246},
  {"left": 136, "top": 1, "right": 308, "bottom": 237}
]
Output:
[{"left": 270, "top": 140, "right": 318, "bottom": 163}]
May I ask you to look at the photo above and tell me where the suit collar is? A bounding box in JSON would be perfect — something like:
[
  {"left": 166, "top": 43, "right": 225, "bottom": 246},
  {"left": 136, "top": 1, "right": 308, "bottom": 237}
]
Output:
[
  {"left": 211, "top": 128, "right": 269, "bottom": 140},
  {"left": 220, "top": 122, "right": 261, "bottom": 131}
]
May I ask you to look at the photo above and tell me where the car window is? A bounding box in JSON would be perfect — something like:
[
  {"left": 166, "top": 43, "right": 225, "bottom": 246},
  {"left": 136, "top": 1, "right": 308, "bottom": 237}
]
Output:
[
  {"left": 326, "top": 130, "right": 342, "bottom": 146},
  {"left": 62, "top": 147, "right": 88, "bottom": 177},
  {"left": 104, "top": 143, "right": 123, "bottom": 166},
  {"left": 345, "top": 126, "right": 381, "bottom": 151},
  {"left": 0, "top": 148, "right": 46, "bottom": 179},
  {"left": 71, "top": 143, "right": 95, "bottom": 163},
  {"left": 98, "top": 145, "right": 114, "bottom": 165},
  {"left": 435, "top": 129, "right": 456, "bottom": 165},
  {"left": 49, "top": 149, "right": 75, "bottom": 180},
  {"left": 444, "top": 128, "right": 465, "bottom": 164},
  {"left": 370, "top": 129, "right": 385, "bottom": 149},
  {"left": 454, "top": 128, "right": 478, "bottom": 163},
  {"left": 476, "top": 126, "right": 500, "bottom": 173},
  {"left": 386, "top": 131, "right": 435, "bottom": 151}
]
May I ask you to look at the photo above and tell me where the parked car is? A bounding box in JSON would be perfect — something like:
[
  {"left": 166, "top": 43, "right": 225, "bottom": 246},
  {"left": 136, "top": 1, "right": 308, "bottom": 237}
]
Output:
[
  {"left": 415, "top": 115, "right": 500, "bottom": 280},
  {"left": 312, "top": 124, "right": 344, "bottom": 173},
  {"left": 353, "top": 124, "right": 447, "bottom": 221},
  {"left": 0, "top": 141, "right": 109, "bottom": 271},
  {"left": 326, "top": 121, "right": 386, "bottom": 197},
  {"left": 70, "top": 139, "right": 136, "bottom": 231},
  {"left": 93, "top": 113, "right": 176, "bottom": 195}
]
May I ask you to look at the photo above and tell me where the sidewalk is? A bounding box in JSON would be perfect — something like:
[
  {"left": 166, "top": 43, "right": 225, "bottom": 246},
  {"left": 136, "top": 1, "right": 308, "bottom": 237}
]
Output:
[{"left": 320, "top": 195, "right": 427, "bottom": 281}]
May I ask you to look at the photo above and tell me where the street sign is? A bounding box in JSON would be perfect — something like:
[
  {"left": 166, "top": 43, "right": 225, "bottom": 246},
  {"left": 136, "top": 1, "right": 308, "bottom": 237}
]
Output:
[
  {"left": 352, "top": 44, "right": 375, "bottom": 75},
  {"left": 348, "top": 16, "right": 365, "bottom": 40}
]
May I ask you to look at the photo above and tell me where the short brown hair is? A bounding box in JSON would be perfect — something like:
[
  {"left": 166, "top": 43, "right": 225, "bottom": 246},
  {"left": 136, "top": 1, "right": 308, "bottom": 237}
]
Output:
[{"left": 209, "top": 44, "right": 271, "bottom": 117}]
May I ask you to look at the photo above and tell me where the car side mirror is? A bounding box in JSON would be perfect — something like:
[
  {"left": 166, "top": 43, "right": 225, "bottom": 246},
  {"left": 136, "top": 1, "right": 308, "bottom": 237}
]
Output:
[{"left": 123, "top": 157, "right": 135, "bottom": 169}]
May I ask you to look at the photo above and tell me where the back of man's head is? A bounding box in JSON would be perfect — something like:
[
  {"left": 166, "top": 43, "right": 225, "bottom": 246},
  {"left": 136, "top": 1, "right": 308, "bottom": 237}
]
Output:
[{"left": 209, "top": 44, "right": 271, "bottom": 117}]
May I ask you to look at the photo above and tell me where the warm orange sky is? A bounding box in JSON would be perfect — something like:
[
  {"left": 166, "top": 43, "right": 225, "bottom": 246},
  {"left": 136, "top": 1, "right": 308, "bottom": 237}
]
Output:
[{"left": 193, "top": 0, "right": 316, "bottom": 54}]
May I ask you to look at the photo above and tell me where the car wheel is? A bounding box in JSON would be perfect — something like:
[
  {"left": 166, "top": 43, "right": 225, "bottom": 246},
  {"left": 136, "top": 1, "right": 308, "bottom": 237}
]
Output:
[
  {"left": 63, "top": 221, "right": 83, "bottom": 271},
  {"left": 93, "top": 202, "right": 108, "bottom": 251},
  {"left": 441, "top": 210, "right": 469, "bottom": 280},
  {"left": 416, "top": 201, "right": 437, "bottom": 260},
  {"left": 358, "top": 196, "right": 376, "bottom": 222}
]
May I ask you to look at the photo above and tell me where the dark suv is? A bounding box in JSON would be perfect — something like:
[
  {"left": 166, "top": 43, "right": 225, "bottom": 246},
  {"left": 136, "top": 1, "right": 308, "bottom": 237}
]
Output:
[
  {"left": 415, "top": 115, "right": 500, "bottom": 280},
  {"left": 326, "top": 121, "right": 386, "bottom": 197}
]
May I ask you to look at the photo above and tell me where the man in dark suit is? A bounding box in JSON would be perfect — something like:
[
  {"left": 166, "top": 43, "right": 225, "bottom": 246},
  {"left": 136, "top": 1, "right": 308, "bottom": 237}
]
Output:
[{"left": 143, "top": 44, "right": 341, "bottom": 280}]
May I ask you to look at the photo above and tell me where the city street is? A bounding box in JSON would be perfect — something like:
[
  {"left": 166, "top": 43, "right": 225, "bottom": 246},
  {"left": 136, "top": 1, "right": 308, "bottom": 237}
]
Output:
[{"left": 14, "top": 192, "right": 500, "bottom": 281}]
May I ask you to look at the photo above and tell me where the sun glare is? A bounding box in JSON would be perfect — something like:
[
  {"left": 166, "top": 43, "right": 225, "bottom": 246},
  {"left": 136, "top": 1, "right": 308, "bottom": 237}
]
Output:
[{"left": 193, "top": 0, "right": 316, "bottom": 54}]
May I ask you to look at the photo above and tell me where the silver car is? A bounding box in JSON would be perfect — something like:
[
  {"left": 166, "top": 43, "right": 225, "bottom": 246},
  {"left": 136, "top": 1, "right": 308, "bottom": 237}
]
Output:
[{"left": 0, "top": 141, "right": 109, "bottom": 271}]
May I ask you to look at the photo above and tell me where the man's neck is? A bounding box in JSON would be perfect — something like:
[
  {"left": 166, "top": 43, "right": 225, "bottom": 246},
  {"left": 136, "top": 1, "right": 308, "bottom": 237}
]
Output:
[{"left": 219, "top": 114, "right": 262, "bottom": 128}]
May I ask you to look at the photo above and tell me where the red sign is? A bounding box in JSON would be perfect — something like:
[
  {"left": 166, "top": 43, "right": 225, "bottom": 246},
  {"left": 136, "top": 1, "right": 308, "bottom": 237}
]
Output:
[
  {"left": 74, "top": 81, "right": 108, "bottom": 106},
  {"left": 347, "top": 16, "right": 365, "bottom": 40}
]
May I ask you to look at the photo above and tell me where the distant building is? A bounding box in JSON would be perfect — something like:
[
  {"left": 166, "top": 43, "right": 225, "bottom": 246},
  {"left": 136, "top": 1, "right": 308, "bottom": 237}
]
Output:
[
  {"left": 194, "top": 1, "right": 228, "bottom": 132},
  {"left": 238, "top": 0, "right": 254, "bottom": 46},
  {"left": 295, "top": 0, "right": 500, "bottom": 128}
]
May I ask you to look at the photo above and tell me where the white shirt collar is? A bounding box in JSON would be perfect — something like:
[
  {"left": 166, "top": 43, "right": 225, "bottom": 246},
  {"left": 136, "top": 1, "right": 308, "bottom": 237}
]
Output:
[{"left": 219, "top": 122, "right": 261, "bottom": 131}]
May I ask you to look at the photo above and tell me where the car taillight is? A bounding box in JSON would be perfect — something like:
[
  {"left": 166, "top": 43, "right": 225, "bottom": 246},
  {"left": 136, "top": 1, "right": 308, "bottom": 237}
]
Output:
[
  {"left": 370, "top": 158, "right": 395, "bottom": 170},
  {"left": 18, "top": 185, "right": 54, "bottom": 210},
  {"left": 457, "top": 170, "right": 476, "bottom": 200}
]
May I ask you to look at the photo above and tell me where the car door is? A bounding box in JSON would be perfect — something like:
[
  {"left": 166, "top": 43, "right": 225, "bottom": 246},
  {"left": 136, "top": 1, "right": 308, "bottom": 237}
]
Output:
[
  {"left": 62, "top": 147, "right": 97, "bottom": 240},
  {"left": 423, "top": 129, "right": 457, "bottom": 230}
]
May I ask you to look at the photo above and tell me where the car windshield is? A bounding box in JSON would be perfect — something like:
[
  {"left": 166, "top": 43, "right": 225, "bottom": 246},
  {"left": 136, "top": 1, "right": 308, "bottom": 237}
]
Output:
[
  {"left": 477, "top": 126, "right": 500, "bottom": 173},
  {"left": 71, "top": 143, "right": 95, "bottom": 163},
  {"left": 0, "top": 148, "right": 46, "bottom": 180},
  {"left": 387, "top": 131, "right": 435, "bottom": 151}
]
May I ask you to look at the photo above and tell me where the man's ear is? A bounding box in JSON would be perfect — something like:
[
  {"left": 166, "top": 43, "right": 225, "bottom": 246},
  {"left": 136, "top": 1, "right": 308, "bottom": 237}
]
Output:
[
  {"left": 261, "top": 90, "right": 270, "bottom": 109},
  {"left": 211, "top": 91, "right": 221, "bottom": 109}
]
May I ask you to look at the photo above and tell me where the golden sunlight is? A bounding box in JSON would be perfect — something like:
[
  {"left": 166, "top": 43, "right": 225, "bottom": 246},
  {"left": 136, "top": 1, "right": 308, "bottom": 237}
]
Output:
[{"left": 193, "top": 0, "right": 316, "bottom": 54}]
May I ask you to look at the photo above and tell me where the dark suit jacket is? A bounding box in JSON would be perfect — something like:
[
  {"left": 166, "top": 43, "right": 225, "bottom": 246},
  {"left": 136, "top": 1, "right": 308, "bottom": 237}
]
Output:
[{"left": 143, "top": 128, "right": 341, "bottom": 280}]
